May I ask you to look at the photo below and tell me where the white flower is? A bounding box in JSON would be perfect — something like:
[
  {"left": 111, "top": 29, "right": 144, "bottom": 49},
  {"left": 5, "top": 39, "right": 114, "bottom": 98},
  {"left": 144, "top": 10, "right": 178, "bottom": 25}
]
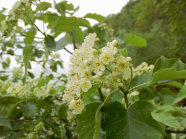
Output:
[
  {"left": 69, "top": 99, "right": 84, "bottom": 114},
  {"left": 82, "top": 33, "right": 97, "bottom": 48},
  {"left": 80, "top": 79, "right": 92, "bottom": 92},
  {"left": 9, "top": 1, "right": 22, "bottom": 14},
  {"left": 93, "top": 58, "right": 105, "bottom": 73},
  {"left": 100, "top": 40, "right": 118, "bottom": 64}
]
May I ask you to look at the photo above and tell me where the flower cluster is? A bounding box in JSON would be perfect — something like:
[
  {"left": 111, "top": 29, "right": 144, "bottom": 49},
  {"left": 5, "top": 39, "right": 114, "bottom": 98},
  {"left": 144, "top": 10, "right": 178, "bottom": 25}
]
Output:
[
  {"left": 63, "top": 33, "right": 132, "bottom": 114},
  {"left": 134, "top": 62, "right": 154, "bottom": 76},
  {"left": 1, "top": 0, "right": 31, "bottom": 36},
  {"left": 0, "top": 78, "right": 61, "bottom": 98}
]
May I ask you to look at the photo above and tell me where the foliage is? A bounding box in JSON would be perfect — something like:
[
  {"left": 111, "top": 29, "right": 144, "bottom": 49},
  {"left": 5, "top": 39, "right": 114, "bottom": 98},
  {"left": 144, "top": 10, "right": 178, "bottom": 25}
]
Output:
[
  {"left": 0, "top": 0, "right": 185, "bottom": 139},
  {"left": 106, "top": 0, "right": 186, "bottom": 66}
]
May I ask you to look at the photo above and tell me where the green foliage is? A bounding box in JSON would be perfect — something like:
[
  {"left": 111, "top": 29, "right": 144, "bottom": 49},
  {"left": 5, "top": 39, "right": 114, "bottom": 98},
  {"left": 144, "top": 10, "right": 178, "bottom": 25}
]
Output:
[
  {"left": 106, "top": 0, "right": 186, "bottom": 65},
  {"left": 102, "top": 101, "right": 164, "bottom": 139},
  {"left": 36, "top": 2, "right": 52, "bottom": 11},
  {"left": 125, "top": 33, "right": 147, "bottom": 47},
  {"left": 76, "top": 103, "right": 101, "bottom": 139},
  {"left": 23, "top": 45, "right": 33, "bottom": 77},
  {"left": 0, "top": 0, "right": 186, "bottom": 138},
  {"left": 44, "top": 35, "right": 56, "bottom": 51},
  {"left": 84, "top": 13, "right": 106, "bottom": 22}
]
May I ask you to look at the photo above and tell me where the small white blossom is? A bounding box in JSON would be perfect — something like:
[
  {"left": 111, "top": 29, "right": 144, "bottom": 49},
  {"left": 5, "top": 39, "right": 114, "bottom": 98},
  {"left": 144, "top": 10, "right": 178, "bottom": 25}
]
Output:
[{"left": 69, "top": 99, "right": 84, "bottom": 114}]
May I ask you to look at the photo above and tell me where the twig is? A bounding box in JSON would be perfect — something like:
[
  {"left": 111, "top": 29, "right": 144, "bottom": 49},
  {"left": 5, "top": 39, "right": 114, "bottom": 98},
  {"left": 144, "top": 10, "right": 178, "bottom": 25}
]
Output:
[
  {"left": 24, "top": 14, "right": 46, "bottom": 36},
  {"left": 10, "top": 118, "right": 34, "bottom": 122},
  {"left": 98, "top": 88, "right": 104, "bottom": 102},
  {"left": 64, "top": 47, "right": 72, "bottom": 54},
  {"left": 70, "top": 32, "right": 77, "bottom": 49},
  {"left": 166, "top": 129, "right": 186, "bottom": 134}
]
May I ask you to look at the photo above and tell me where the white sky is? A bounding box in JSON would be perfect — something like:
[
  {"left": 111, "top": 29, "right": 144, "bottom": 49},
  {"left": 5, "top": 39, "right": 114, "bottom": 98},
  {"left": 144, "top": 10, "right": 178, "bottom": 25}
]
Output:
[
  {"left": 0, "top": 0, "right": 129, "bottom": 76},
  {"left": 0, "top": 0, "right": 129, "bottom": 16}
]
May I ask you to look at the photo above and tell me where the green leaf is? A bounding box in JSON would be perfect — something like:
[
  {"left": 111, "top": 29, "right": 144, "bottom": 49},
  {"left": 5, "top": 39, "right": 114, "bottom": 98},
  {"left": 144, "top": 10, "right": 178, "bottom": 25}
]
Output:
[
  {"left": 24, "top": 30, "right": 36, "bottom": 44},
  {"left": 102, "top": 101, "right": 164, "bottom": 139},
  {"left": 56, "top": 1, "right": 74, "bottom": 14},
  {"left": 0, "top": 112, "right": 11, "bottom": 129},
  {"left": 153, "top": 57, "right": 186, "bottom": 73},
  {"left": 44, "top": 35, "right": 56, "bottom": 51},
  {"left": 174, "top": 85, "right": 186, "bottom": 104},
  {"left": 37, "top": 78, "right": 46, "bottom": 87},
  {"left": 36, "top": 2, "right": 51, "bottom": 11},
  {"left": 152, "top": 68, "right": 186, "bottom": 81},
  {"left": 2, "top": 62, "right": 8, "bottom": 69},
  {"left": 82, "top": 85, "right": 100, "bottom": 105},
  {"left": 151, "top": 106, "right": 180, "bottom": 128},
  {"left": 34, "top": 49, "right": 43, "bottom": 58},
  {"left": 152, "top": 57, "right": 186, "bottom": 81},
  {"left": 111, "top": 91, "right": 123, "bottom": 103},
  {"left": 55, "top": 37, "right": 68, "bottom": 51},
  {"left": 7, "top": 49, "right": 14, "bottom": 55},
  {"left": 125, "top": 34, "right": 147, "bottom": 47},
  {"left": 84, "top": 13, "right": 106, "bottom": 22},
  {"left": 58, "top": 104, "right": 68, "bottom": 119},
  {"left": 76, "top": 103, "right": 101, "bottom": 139},
  {"left": 55, "top": 16, "right": 90, "bottom": 33},
  {"left": 157, "top": 88, "right": 176, "bottom": 105},
  {"left": 163, "top": 81, "right": 183, "bottom": 89},
  {"left": 129, "top": 72, "right": 152, "bottom": 92},
  {"left": 22, "top": 102, "right": 37, "bottom": 118},
  {"left": 23, "top": 45, "right": 33, "bottom": 77},
  {"left": 0, "top": 96, "right": 20, "bottom": 105}
]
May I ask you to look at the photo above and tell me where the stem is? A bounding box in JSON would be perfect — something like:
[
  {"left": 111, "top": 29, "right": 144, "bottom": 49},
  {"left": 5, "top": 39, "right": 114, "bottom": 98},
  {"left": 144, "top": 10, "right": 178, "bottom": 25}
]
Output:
[
  {"left": 10, "top": 118, "right": 34, "bottom": 122},
  {"left": 120, "top": 87, "right": 129, "bottom": 108},
  {"left": 24, "top": 14, "right": 46, "bottom": 36},
  {"left": 166, "top": 129, "right": 186, "bottom": 134},
  {"left": 125, "top": 65, "right": 133, "bottom": 92},
  {"left": 70, "top": 32, "right": 77, "bottom": 49},
  {"left": 64, "top": 47, "right": 72, "bottom": 54},
  {"left": 98, "top": 88, "right": 104, "bottom": 102},
  {"left": 20, "top": 33, "right": 44, "bottom": 39}
]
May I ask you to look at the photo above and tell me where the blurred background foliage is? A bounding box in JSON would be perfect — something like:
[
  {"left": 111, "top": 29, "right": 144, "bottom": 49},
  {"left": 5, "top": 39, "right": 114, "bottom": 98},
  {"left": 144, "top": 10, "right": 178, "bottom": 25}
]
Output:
[{"left": 105, "top": 0, "right": 186, "bottom": 66}]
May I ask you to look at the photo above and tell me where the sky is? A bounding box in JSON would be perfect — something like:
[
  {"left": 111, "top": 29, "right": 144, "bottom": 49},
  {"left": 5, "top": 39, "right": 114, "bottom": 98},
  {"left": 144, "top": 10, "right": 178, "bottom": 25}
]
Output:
[{"left": 0, "top": 0, "right": 129, "bottom": 76}]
